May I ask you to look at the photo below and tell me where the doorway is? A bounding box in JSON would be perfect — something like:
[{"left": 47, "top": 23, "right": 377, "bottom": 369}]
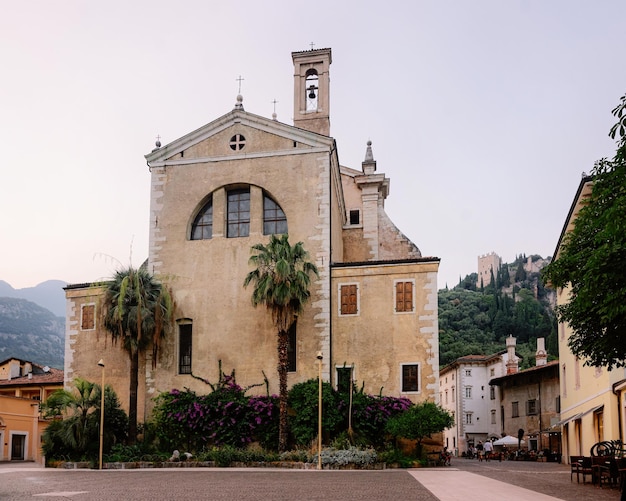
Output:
[{"left": 10, "top": 433, "right": 26, "bottom": 460}]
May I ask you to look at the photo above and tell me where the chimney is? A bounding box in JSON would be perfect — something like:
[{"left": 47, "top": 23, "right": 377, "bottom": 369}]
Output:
[
  {"left": 506, "top": 335, "right": 519, "bottom": 374},
  {"left": 536, "top": 338, "right": 547, "bottom": 366}
]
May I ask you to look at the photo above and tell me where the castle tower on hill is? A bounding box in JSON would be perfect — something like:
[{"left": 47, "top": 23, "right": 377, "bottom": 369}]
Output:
[{"left": 477, "top": 252, "right": 501, "bottom": 288}]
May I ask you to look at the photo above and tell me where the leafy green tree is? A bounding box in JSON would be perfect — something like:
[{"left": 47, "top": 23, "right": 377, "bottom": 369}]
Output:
[
  {"left": 385, "top": 402, "right": 454, "bottom": 457},
  {"left": 243, "top": 234, "right": 319, "bottom": 451},
  {"left": 102, "top": 267, "right": 174, "bottom": 443},
  {"left": 542, "top": 93, "right": 626, "bottom": 369},
  {"left": 42, "top": 378, "right": 128, "bottom": 461}
]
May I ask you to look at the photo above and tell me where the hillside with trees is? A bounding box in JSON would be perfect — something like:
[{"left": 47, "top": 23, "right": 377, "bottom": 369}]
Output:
[
  {"left": 0, "top": 297, "right": 64, "bottom": 368},
  {"left": 439, "top": 254, "right": 557, "bottom": 368}
]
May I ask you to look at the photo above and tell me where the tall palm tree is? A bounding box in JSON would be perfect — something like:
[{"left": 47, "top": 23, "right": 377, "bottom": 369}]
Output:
[
  {"left": 102, "top": 267, "right": 173, "bottom": 443},
  {"left": 244, "top": 234, "right": 319, "bottom": 452}
]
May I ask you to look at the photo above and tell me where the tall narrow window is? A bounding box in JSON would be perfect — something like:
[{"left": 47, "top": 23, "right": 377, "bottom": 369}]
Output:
[
  {"left": 490, "top": 386, "right": 495, "bottom": 400},
  {"left": 227, "top": 189, "right": 250, "bottom": 238},
  {"left": 512, "top": 401, "right": 519, "bottom": 418},
  {"left": 287, "top": 320, "right": 296, "bottom": 372},
  {"left": 179, "top": 323, "right": 192, "bottom": 374},
  {"left": 191, "top": 197, "right": 213, "bottom": 240},
  {"left": 81, "top": 304, "right": 95, "bottom": 330},
  {"left": 395, "top": 280, "right": 414, "bottom": 313},
  {"left": 305, "top": 69, "right": 318, "bottom": 111},
  {"left": 401, "top": 363, "right": 420, "bottom": 392},
  {"left": 339, "top": 284, "right": 358, "bottom": 315},
  {"left": 491, "top": 410, "right": 496, "bottom": 424},
  {"left": 263, "top": 195, "right": 288, "bottom": 235},
  {"left": 526, "top": 399, "right": 537, "bottom": 415},
  {"left": 465, "top": 386, "right": 472, "bottom": 399}
]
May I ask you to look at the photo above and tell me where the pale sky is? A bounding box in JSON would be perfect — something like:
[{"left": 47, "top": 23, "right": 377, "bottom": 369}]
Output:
[{"left": 1, "top": 1, "right": 624, "bottom": 291}]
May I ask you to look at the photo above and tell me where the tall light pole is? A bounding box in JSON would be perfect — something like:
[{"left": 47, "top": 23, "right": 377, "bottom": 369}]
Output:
[
  {"left": 316, "top": 351, "right": 323, "bottom": 470},
  {"left": 98, "top": 359, "right": 105, "bottom": 470}
]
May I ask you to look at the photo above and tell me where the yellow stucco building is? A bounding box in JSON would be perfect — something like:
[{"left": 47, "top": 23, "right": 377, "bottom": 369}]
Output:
[
  {"left": 64, "top": 48, "right": 440, "bottom": 423},
  {"left": 0, "top": 358, "right": 63, "bottom": 462},
  {"left": 552, "top": 176, "right": 626, "bottom": 462}
]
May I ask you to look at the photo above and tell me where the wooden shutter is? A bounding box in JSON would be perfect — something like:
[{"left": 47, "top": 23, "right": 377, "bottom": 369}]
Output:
[{"left": 340, "top": 284, "right": 358, "bottom": 315}]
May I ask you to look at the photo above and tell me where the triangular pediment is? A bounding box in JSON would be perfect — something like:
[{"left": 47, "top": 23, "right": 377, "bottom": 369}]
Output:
[{"left": 145, "top": 109, "right": 335, "bottom": 167}]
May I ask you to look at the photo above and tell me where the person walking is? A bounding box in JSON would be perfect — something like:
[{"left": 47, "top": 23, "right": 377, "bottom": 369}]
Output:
[{"left": 483, "top": 440, "right": 493, "bottom": 461}]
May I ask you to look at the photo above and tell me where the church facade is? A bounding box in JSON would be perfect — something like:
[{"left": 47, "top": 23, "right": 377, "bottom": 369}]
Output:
[{"left": 64, "top": 48, "right": 440, "bottom": 421}]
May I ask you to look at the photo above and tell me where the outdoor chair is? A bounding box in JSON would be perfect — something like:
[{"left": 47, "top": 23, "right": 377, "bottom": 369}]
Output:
[
  {"left": 570, "top": 456, "right": 583, "bottom": 482},
  {"left": 591, "top": 456, "right": 613, "bottom": 487},
  {"left": 617, "top": 458, "right": 626, "bottom": 491},
  {"left": 578, "top": 457, "right": 594, "bottom": 484}
]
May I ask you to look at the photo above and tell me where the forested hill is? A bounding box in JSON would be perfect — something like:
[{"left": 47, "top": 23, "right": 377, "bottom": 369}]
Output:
[
  {"left": 438, "top": 254, "right": 557, "bottom": 369},
  {"left": 0, "top": 297, "right": 64, "bottom": 369}
]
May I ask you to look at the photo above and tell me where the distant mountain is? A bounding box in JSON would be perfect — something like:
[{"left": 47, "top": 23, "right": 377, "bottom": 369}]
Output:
[
  {"left": 0, "top": 297, "right": 64, "bottom": 369},
  {"left": 0, "top": 280, "right": 67, "bottom": 317}
]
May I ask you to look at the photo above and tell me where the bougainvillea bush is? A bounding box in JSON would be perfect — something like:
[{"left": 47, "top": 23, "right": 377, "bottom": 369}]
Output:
[{"left": 152, "top": 374, "right": 279, "bottom": 452}]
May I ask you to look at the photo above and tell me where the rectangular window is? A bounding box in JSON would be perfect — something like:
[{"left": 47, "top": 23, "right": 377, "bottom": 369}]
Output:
[
  {"left": 81, "top": 304, "right": 95, "bottom": 330},
  {"left": 465, "top": 413, "right": 473, "bottom": 425},
  {"left": 490, "top": 368, "right": 495, "bottom": 377},
  {"left": 491, "top": 410, "right": 496, "bottom": 424},
  {"left": 336, "top": 366, "right": 353, "bottom": 393},
  {"left": 512, "top": 401, "right": 519, "bottom": 418},
  {"left": 556, "top": 395, "right": 561, "bottom": 413},
  {"left": 465, "top": 369, "right": 472, "bottom": 377},
  {"left": 465, "top": 386, "right": 472, "bottom": 399},
  {"left": 339, "top": 284, "right": 358, "bottom": 315},
  {"left": 401, "top": 364, "right": 420, "bottom": 392},
  {"left": 227, "top": 189, "right": 250, "bottom": 238},
  {"left": 287, "top": 321, "right": 296, "bottom": 372},
  {"left": 526, "top": 399, "right": 537, "bottom": 415},
  {"left": 490, "top": 386, "right": 495, "bottom": 400},
  {"left": 178, "top": 324, "right": 192, "bottom": 374},
  {"left": 349, "top": 209, "right": 360, "bottom": 225},
  {"left": 395, "top": 280, "right": 414, "bottom": 313}
]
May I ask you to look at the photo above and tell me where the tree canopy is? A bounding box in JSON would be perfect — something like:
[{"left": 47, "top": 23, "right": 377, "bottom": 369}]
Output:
[{"left": 542, "top": 93, "right": 626, "bottom": 369}]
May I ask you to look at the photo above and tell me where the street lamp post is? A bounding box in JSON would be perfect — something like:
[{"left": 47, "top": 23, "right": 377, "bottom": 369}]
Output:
[
  {"left": 316, "top": 351, "right": 323, "bottom": 470},
  {"left": 98, "top": 359, "right": 105, "bottom": 470}
]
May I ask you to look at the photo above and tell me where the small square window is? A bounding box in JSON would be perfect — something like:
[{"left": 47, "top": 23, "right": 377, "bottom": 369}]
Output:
[
  {"left": 526, "top": 399, "right": 537, "bottom": 415},
  {"left": 349, "top": 209, "right": 360, "bottom": 225}
]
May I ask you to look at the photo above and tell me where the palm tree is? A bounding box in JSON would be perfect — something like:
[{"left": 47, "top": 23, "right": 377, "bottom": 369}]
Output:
[
  {"left": 102, "top": 267, "right": 173, "bottom": 443},
  {"left": 243, "top": 234, "right": 319, "bottom": 451},
  {"left": 42, "top": 378, "right": 128, "bottom": 461}
]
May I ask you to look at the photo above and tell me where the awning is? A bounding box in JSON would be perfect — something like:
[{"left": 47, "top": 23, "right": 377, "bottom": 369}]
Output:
[{"left": 550, "top": 413, "right": 582, "bottom": 429}]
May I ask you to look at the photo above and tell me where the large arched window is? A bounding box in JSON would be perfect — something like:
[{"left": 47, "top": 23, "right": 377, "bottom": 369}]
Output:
[
  {"left": 191, "top": 197, "right": 213, "bottom": 240},
  {"left": 263, "top": 194, "right": 287, "bottom": 235}
]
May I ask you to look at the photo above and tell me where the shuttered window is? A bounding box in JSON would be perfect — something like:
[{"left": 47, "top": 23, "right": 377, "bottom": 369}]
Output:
[
  {"left": 395, "top": 280, "right": 414, "bottom": 313},
  {"left": 340, "top": 284, "right": 358, "bottom": 315},
  {"left": 81, "top": 304, "right": 95, "bottom": 330}
]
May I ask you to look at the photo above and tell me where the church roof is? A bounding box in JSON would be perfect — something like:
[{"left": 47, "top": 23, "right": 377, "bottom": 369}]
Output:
[{"left": 145, "top": 108, "right": 335, "bottom": 167}]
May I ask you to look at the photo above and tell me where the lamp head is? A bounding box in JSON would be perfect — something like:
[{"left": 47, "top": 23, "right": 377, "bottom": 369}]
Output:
[
  {"left": 97, "top": 359, "right": 105, "bottom": 367},
  {"left": 316, "top": 351, "right": 323, "bottom": 360}
]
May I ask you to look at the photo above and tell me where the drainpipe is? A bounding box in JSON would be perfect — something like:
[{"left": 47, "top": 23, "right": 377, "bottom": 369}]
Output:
[{"left": 612, "top": 379, "right": 626, "bottom": 443}]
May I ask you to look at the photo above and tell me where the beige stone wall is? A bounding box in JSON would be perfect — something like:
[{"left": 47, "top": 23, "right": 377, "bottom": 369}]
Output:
[
  {"left": 64, "top": 285, "right": 147, "bottom": 419},
  {"left": 331, "top": 261, "right": 439, "bottom": 402}
]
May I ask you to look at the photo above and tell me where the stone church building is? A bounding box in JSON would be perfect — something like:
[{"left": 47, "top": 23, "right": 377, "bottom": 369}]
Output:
[{"left": 64, "top": 48, "right": 440, "bottom": 421}]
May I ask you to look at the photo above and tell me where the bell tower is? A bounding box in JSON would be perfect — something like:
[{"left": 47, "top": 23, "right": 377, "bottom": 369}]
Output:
[{"left": 292, "top": 47, "right": 332, "bottom": 136}]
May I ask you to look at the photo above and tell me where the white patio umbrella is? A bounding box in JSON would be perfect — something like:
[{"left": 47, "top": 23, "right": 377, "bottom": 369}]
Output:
[{"left": 493, "top": 435, "right": 525, "bottom": 447}]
